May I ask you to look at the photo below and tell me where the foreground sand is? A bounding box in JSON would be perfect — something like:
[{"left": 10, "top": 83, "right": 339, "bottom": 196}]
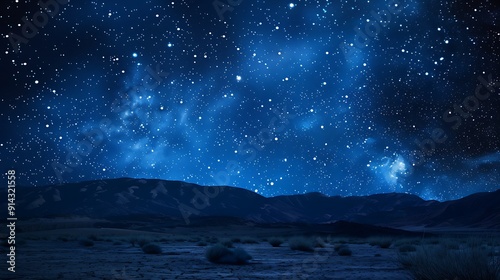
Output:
[{"left": 5, "top": 238, "right": 412, "bottom": 280}]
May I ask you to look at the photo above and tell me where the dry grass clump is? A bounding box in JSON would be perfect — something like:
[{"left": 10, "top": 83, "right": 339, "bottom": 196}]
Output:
[
  {"left": 205, "top": 244, "right": 252, "bottom": 265},
  {"left": 289, "top": 237, "right": 314, "bottom": 252},
  {"left": 269, "top": 237, "right": 284, "bottom": 247},
  {"left": 141, "top": 243, "right": 162, "bottom": 254},
  {"left": 399, "top": 245, "right": 500, "bottom": 280}
]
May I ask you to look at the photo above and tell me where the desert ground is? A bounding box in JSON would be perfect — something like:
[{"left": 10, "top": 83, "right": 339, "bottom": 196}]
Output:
[{"left": 2, "top": 221, "right": 499, "bottom": 280}]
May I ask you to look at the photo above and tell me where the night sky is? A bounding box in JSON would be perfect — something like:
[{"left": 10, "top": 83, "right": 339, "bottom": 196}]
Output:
[{"left": 1, "top": 0, "right": 499, "bottom": 201}]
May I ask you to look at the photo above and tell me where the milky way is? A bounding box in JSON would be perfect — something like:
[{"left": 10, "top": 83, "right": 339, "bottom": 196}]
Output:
[{"left": 1, "top": 0, "right": 499, "bottom": 200}]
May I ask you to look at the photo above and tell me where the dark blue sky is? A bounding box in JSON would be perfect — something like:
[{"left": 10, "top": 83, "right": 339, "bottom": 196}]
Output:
[{"left": 1, "top": 0, "right": 499, "bottom": 200}]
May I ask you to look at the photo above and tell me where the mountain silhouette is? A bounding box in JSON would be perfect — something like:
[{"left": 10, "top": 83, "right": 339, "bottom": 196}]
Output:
[{"left": 4, "top": 178, "right": 499, "bottom": 230}]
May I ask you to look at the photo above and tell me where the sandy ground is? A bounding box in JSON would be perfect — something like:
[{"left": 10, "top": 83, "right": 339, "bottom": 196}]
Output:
[{"left": 2, "top": 239, "right": 413, "bottom": 280}]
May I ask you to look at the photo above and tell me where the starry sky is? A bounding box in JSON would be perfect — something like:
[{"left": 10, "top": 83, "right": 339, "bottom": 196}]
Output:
[{"left": 1, "top": 0, "right": 499, "bottom": 201}]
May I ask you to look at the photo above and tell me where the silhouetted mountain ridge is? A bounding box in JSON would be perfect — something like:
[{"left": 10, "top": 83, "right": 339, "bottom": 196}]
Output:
[{"left": 3, "top": 178, "right": 499, "bottom": 229}]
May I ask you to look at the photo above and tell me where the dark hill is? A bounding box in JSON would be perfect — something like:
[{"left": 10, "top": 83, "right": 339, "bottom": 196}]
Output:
[{"left": 3, "top": 178, "right": 499, "bottom": 230}]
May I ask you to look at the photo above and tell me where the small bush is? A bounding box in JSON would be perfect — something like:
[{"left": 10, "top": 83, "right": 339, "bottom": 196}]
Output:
[
  {"left": 379, "top": 240, "right": 392, "bottom": 248},
  {"left": 338, "top": 246, "right": 352, "bottom": 256},
  {"left": 205, "top": 244, "right": 252, "bottom": 265},
  {"left": 197, "top": 241, "right": 208, "bottom": 247},
  {"left": 141, "top": 243, "right": 162, "bottom": 254},
  {"left": 79, "top": 239, "right": 94, "bottom": 247},
  {"left": 269, "top": 238, "right": 284, "bottom": 247},
  {"left": 313, "top": 237, "right": 326, "bottom": 248},
  {"left": 399, "top": 245, "right": 417, "bottom": 253},
  {"left": 113, "top": 241, "right": 122, "bottom": 246},
  {"left": 241, "top": 237, "right": 259, "bottom": 244},
  {"left": 369, "top": 238, "right": 392, "bottom": 249},
  {"left": 231, "top": 237, "right": 242, "bottom": 243},
  {"left": 289, "top": 237, "right": 314, "bottom": 252},
  {"left": 334, "top": 244, "right": 348, "bottom": 252}
]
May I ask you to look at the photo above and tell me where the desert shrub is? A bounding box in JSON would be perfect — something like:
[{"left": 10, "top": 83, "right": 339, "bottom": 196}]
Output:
[
  {"left": 338, "top": 246, "right": 352, "bottom": 256},
  {"left": 220, "top": 239, "right": 234, "bottom": 248},
  {"left": 197, "top": 241, "right": 208, "bottom": 247},
  {"left": 241, "top": 237, "right": 259, "bottom": 244},
  {"left": 113, "top": 241, "right": 122, "bottom": 246},
  {"left": 313, "top": 237, "right": 326, "bottom": 248},
  {"left": 399, "top": 245, "right": 500, "bottom": 280},
  {"left": 141, "top": 243, "right": 162, "bottom": 254},
  {"left": 379, "top": 240, "right": 392, "bottom": 248},
  {"left": 369, "top": 238, "right": 392, "bottom": 249},
  {"left": 79, "top": 239, "right": 94, "bottom": 247},
  {"left": 399, "top": 244, "right": 417, "bottom": 253},
  {"left": 334, "top": 244, "right": 348, "bottom": 252},
  {"left": 374, "top": 253, "right": 382, "bottom": 257},
  {"left": 289, "top": 237, "right": 314, "bottom": 252},
  {"left": 269, "top": 238, "right": 284, "bottom": 247},
  {"left": 231, "top": 237, "right": 242, "bottom": 243},
  {"left": 205, "top": 244, "right": 252, "bottom": 265}
]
